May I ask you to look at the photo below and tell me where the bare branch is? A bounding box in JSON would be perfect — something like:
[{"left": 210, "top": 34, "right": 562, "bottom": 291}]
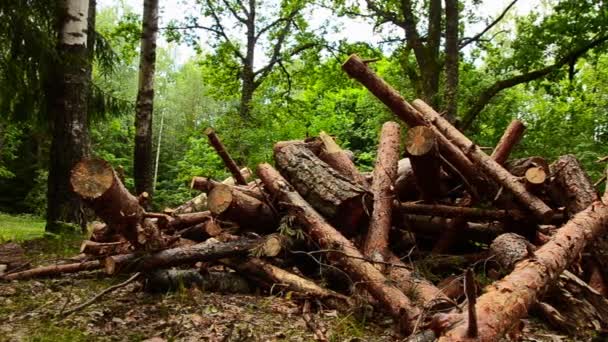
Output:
[
  {"left": 255, "top": 6, "right": 301, "bottom": 41},
  {"left": 205, "top": 0, "right": 246, "bottom": 62},
  {"left": 221, "top": 0, "right": 248, "bottom": 24},
  {"left": 460, "top": 0, "right": 518, "bottom": 49}
]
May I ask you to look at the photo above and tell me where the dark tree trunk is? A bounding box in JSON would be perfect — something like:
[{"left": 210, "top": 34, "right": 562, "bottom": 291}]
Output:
[
  {"left": 444, "top": 0, "right": 459, "bottom": 122},
  {"left": 46, "top": 0, "right": 91, "bottom": 232},
  {"left": 134, "top": 0, "right": 158, "bottom": 199},
  {"left": 239, "top": 0, "right": 256, "bottom": 120}
]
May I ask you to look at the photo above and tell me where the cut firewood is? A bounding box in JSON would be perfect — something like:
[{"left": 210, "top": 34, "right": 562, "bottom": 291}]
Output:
[
  {"left": 204, "top": 128, "right": 248, "bottom": 185},
  {"left": 405, "top": 126, "right": 442, "bottom": 201},
  {"left": 490, "top": 120, "right": 526, "bottom": 165},
  {"left": 258, "top": 163, "right": 419, "bottom": 334},
  {"left": 273, "top": 143, "right": 369, "bottom": 235},
  {"left": 412, "top": 100, "right": 553, "bottom": 222},
  {"left": 71, "top": 158, "right": 167, "bottom": 250},
  {"left": 80, "top": 240, "right": 132, "bottom": 257},
  {"left": 2, "top": 260, "right": 101, "bottom": 281},
  {"left": 208, "top": 183, "right": 277, "bottom": 232},
  {"left": 104, "top": 235, "right": 282, "bottom": 275},
  {"left": 436, "top": 198, "right": 608, "bottom": 341},
  {"left": 362, "top": 121, "right": 401, "bottom": 261},
  {"left": 317, "top": 131, "right": 368, "bottom": 188}
]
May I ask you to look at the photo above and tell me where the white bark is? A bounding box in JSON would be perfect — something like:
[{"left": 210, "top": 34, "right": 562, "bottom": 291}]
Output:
[{"left": 62, "top": 0, "right": 89, "bottom": 46}]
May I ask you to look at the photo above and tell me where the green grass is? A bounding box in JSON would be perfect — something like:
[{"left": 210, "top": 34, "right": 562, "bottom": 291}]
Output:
[{"left": 0, "top": 212, "right": 45, "bottom": 241}]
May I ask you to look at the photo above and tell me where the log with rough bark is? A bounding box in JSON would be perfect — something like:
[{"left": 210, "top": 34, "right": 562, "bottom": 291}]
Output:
[
  {"left": 394, "top": 158, "right": 418, "bottom": 201},
  {"left": 204, "top": 128, "right": 248, "bottom": 185},
  {"left": 317, "top": 131, "right": 368, "bottom": 188},
  {"left": 549, "top": 154, "right": 599, "bottom": 216},
  {"left": 144, "top": 269, "right": 251, "bottom": 294},
  {"left": 258, "top": 163, "right": 419, "bottom": 333},
  {"left": 273, "top": 143, "right": 369, "bottom": 234},
  {"left": 405, "top": 126, "right": 442, "bottom": 201},
  {"left": 176, "top": 217, "right": 224, "bottom": 241},
  {"left": 104, "top": 235, "right": 282, "bottom": 275},
  {"left": 2, "top": 260, "right": 101, "bottom": 281},
  {"left": 411, "top": 100, "right": 553, "bottom": 222},
  {"left": 395, "top": 202, "right": 526, "bottom": 221},
  {"left": 490, "top": 120, "right": 526, "bottom": 165},
  {"left": 80, "top": 240, "right": 132, "bottom": 257},
  {"left": 362, "top": 122, "right": 401, "bottom": 261},
  {"left": 71, "top": 158, "right": 166, "bottom": 250},
  {"left": 436, "top": 198, "right": 608, "bottom": 342},
  {"left": 341, "top": 54, "right": 488, "bottom": 198},
  {"left": 190, "top": 176, "right": 264, "bottom": 201},
  {"left": 208, "top": 183, "right": 277, "bottom": 232},
  {"left": 397, "top": 215, "right": 506, "bottom": 243}
]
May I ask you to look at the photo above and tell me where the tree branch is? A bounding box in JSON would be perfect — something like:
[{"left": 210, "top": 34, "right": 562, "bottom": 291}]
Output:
[
  {"left": 254, "top": 41, "right": 316, "bottom": 88},
  {"left": 255, "top": 7, "right": 300, "bottom": 41},
  {"left": 221, "top": 0, "right": 248, "bottom": 24},
  {"left": 460, "top": 0, "right": 518, "bottom": 49},
  {"left": 205, "top": 0, "right": 246, "bottom": 62},
  {"left": 461, "top": 35, "right": 608, "bottom": 130}
]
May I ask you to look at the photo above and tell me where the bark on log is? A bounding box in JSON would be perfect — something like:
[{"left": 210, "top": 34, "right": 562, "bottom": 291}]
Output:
[
  {"left": 170, "top": 193, "right": 208, "bottom": 215},
  {"left": 176, "top": 217, "right": 224, "bottom": 242},
  {"left": 274, "top": 138, "right": 324, "bottom": 155},
  {"left": 395, "top": 158, "right": 419, "bottom": 201},
  {"left": 405, "top": 126, "right": 442, "bottom": 201},
  {"left": 397, "top": 215, "right": 506, "bottom": 243},
  {"left": 362, "top": 122, "right": 401, "bottom": 261},
  {"left": 549, "top": 154, "right": 599, "bottom": 216},
  {"left": 258, "top": 163, "right": 419, "bottom": 333},
  {"left": 490, "top": 120, "right": 526, "bottom": 165},
  {"left": 190, "top": 176, "right": 264, "bottom": 201},
  {"left": 341, "top": 54, "right": 488, "bottom": 198},
  {"left": 204, "top": 128, "right": 248, "bottom": 185},
  {"left": 273, "top": 143, "right": 368, "bottom": 235},
  {"left": 2, "top": 260, "right": 101, "bottom": 281},
  {"left": 71, "top": 158, "right": 166, "bottom": 250},
  {"left": 89, "top": 221, "right": 117, "bottom": 242},
  {"left": 437, "top": 199, "right": 608, "bottom": 342},
  {"left": 208, "top": 183, "right": 277, "bottom": 232},
  {"left": 317, "top": 132, "right": 368, "bottom": 188},
  {"left": 80, "top": 240, "right": 132, "bottom": 257},
  {"left": 395, "top": 202, "right": 527, "bottom": 221},
  {"left": 104, "top": 235, "right": 281, "bottom": 275},
  {"left": 144, "top": 269, "right": 251, "bottom": 294},
  {"left": 411, "top": 100, "right": 553, "bottom": 222}
]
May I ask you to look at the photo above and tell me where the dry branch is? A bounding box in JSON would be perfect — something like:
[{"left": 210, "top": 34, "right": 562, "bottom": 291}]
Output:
[
  {"left": 490, "top": 120, "right": 526, "bottom": 165},
  {"left": 2, "top": 261, "right": 101, "bottom": 281},
  {"left": 205, "top": 127, "right": 248, "bottom": 185}
]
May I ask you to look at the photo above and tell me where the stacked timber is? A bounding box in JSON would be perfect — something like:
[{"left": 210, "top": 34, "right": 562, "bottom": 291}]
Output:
[{"left": 3, "top": 54, "right": 608, "bottom": 341}]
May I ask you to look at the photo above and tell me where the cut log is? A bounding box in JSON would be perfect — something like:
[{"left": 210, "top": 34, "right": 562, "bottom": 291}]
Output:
[
  {"left": 362, "top": 121, "right": 401, "bottom": 261},
  {"left": 71, "top": 158, "right": 166, "bottom": 250},
  {"left": 208, "top": 183, "right": 277, "bottom": 232},
  {"left": 398, "top": 215, "right": 506, "bottom": 244},
  {"left": 395, "top": 202, "right": 527, "bottom": 221},
  {"left": 273, "top": 143, "right": 368, "bottom": 234},
  {"left": 507, "top": 156, "right": 550, "bottom": 178},
  {"left": 204, "top": 128, "right": 248, "bottom": 185},
  {"left": 549, "top": 154, "right": 599, "bottom": 217},
  {"left": 144, "top": 269, "right": 251, "bottom": 294},
  {"left": 80, "top": 240, "right": 132, "bottom": 257},
  {"left": 490, "top": 120, "right": 526, "bottom": 165},
  {"left": 317, "top": 131, "right": 368, "bottom": 188},
  {"left": 176, "top": 217, "right": 224, "bottom": 241},
  {"left": 411, "top": 100, "right": 553, "bottom": 222},
  {"left": 2, "top": 260, "right": 101, "bottom": 281},
  {"left": 274, "top": 138, "right": 324, "bottom": 155},
  {"left": 171, "top": 193, "right": 208, "bottom": 214},
  {"left": 395, "top": 158, "right": 418, "bottom": 201},
  {"left": 190, "top": 176, "right": 265, "bottom": 201},
  {"left": 89, "top": 221, "right": 118, "bottom": 242},
  {"left": 405, "top": 126, "right": 442, "bottom": 201},
  {"left": 104, "top": 235, "right": 281, "bottom": 275},
  {"left": 436, "top": 199, "right": 608, "bottom": 342},
  {"left": 224, "top": 257, "right": 352, "bottom": 309},
  {"left": 258, "top": 163, "right": 419, "bottom": 333},
  {"left": 341, "top": 54, "right": 488, "bottom": 198}
]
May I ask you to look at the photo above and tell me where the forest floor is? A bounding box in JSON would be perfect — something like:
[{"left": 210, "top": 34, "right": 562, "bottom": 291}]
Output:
[{"left": 0, "top": 214, "right": 577, "bottom": 341}]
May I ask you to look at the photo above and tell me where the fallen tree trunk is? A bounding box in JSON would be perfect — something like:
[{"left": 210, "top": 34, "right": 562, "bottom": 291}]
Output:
[
  {"left": 144, "top": 269, "right": 251, "bottom": 294},
  {"left": 204, "top": 128, "right": 248, "bottom": 185},
  {"left": 490, "top": 120, "right": 526, "bottom": 165},
  {"left": 317, "top": 132, "right": 368, "bottom": 188},
  {"left": 362, "top": 121, "right": 401, "bottom": 261},
  {"left": 411, "top": 100, "right": 553, "bottom": 222},
  {"left": 274, "top": 143, "right": 368, "bottom": 234},
  {"left": 405, "top": 126, "right": 442, "bottom": 202},
  {"left": 395, "top": 202, "right": 526, "bottom": 221},
  {"left": 104, "top": 235, "right": 281, "bottom": 275},
  {"left": 549, "top": 154, "right": 599, "bottom": 217},
  {"left": 437, "top": 199, "right": 608, "bottom": 342},
  {"left": 2, "top": 260, "right": 101, "bottom": 281},
  {"left": 208, "top": 183, "right": 277, "bottom": 232},
  {"left": 258, "top": 163, "right": 419, "bottom": 334},
  {"left": 190, "top": 176, "right": 264, "bottom": 201},
  {"left": 397, "top": 214, "right": 506, "bottom": 243}
]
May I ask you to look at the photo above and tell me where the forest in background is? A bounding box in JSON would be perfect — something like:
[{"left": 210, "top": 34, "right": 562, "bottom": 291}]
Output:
[{"left": 1, "top": 0, "right": 607, "bottom": 230}]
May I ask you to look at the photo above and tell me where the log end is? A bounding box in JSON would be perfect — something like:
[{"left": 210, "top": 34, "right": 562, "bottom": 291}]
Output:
[
  {"left": 406, "top": 126, "right": 436, "bottom": 156},
  {"left": 341, "top": 54, "right": 362, "bottom": 73},
  {"left": 191, "top": 176, "right": 210, "bottom": 191},
  {"left": 204, "top": 127, "right": 215, "bottom": 136},
  {"left": 104, "top": 256, "right": 117, "bottom": 275},
  {"left": 525, "top": 166, "right": 547, "bottom": 185},
  {"left": 70, "top": 158, "right": 115, "bottom": 199},
  {"left": 208, "top": 184, "right": 233, "bottom": 215}
]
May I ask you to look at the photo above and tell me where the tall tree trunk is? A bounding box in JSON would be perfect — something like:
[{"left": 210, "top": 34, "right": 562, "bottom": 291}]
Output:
[
  {"left": 444, "top": 0, "right": 459, "bottom": 122},
  {"left": 134, "top": 0, "right": 159, "bottom": 198},
  {"left": 239, "top": 0, "right": 256, "bottom": 120},
  {"left": 46, "top": 0, "right": 91, "bottom": 232}
]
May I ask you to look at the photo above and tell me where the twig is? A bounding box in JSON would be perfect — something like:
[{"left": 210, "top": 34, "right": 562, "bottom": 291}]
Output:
[
  {"left": 594, "top": 174, "right": 607, "bottom": 187},
  {"left": 61, "top": 272, "right": 141, "bottom": 317}
]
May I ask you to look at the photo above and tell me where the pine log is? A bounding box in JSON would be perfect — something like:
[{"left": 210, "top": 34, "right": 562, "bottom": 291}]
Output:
[
  {"left": 398, "top": 215, "right": 506, "bottom": 243},
  {"left": 490, "top": 120, "right": 526, "bottom": 165},
  {"left": 395, "top": 158, "right": 419, "bottom": 201},
  {"left": 273, "top": 143, "right": 368, "bottom": 234},
  {"left": 71, "top": 158, "right": 166, "bottom": 249},
  {"left": 411, "top": 100, "right": 553, "bottom": 222},
  {"left": 317, "top": 132, "right": 368, "bottom": 188},
  {"left": 208, "top": 183, "right": 277, "bottom": 232},
  {"left": 395, "top": 202, "right": 527, "bottom": 221},
  {"left": 341, "top": 54, "right": 488, "bottom": 198},
  {"left": 80, "top": 240, "right": 132, "bottom": 257},
  {"left": 190, "top": 176, "right": 265, "bottom": 201},
  {"left": 436, "top": 199, "right": 608, "bottom": 342},
  {"left": 274, "top": 138, "right": 324, "bottom": 155},
  {"left": 144, "top": 269, "right": 251, "bottom": 294},
  {"left": 405, "top": 126, "right": 442, "bottom": 201},
  {"left": 549, "top": 154, "right": 599, "bottom": 216},
  {"left": 170, "top": 192, "right": 208, "bottom": 214},
  {"left": 204, "top": 128, "right": 247, "bottom": 185},
  {"left": 2, "top": 260, "right": 101, "bottom": 281},
  {"left": 258, "top": 163, "right": 419, "bottom": 333},
  {"left": 362, "top": 122, "right": 401, "bottom": 260},
  {"left": 176, "top": 217, "right": 224, "bottom": 241},
  {"left": 104, "top": 235, "right": 281, "bottom": 275}
]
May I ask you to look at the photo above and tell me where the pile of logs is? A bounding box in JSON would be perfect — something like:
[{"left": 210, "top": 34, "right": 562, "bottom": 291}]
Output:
[{"left": 3, "top": 54, "right": 608, "bottom": 341}]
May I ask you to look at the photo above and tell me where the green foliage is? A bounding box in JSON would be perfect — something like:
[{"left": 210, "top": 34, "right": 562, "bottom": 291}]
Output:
[{"left": 0, "top": 212, "right": 45, "bottom": 242}]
